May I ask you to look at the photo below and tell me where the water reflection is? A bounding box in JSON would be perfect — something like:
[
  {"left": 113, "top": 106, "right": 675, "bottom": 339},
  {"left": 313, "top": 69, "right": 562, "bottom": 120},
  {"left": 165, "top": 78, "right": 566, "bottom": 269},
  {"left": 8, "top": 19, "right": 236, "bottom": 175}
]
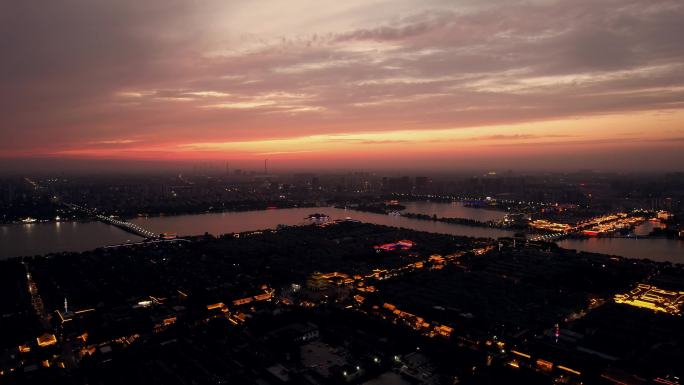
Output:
[
  {"left": 558, "top": 237, "right": 684, "bottom": 264},
  {"left": 2, "top": 204, "right": 682, "bottom": 263},
  {"left": 128, "top": 207, "right": 516, "bottom": 240},
  {"left": 400, "top": 201, "right": 507, "bottom": 222},
  {"left": 0, "top": 221, "right": 142, "bottom": 259}
]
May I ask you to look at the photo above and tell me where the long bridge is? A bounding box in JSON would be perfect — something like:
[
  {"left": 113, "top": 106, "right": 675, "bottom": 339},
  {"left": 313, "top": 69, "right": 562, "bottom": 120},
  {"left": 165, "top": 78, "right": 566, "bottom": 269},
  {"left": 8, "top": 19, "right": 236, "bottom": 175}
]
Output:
[
  {"left": 64, "top": 203, "right": 158, "bottom": 239},
  {"left": 95, "top": 214, "right": 158, "bottom": 239},
  {"left": 528, "top": 232, "right": 566, "bottom": 242}
]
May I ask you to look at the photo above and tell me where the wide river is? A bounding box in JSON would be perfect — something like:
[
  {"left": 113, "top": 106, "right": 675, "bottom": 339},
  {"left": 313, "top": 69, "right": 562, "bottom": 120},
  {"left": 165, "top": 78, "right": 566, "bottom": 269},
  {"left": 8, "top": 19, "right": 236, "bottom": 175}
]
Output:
[{"left": 1, "top": 201, "right": 682, "bottom": 263}]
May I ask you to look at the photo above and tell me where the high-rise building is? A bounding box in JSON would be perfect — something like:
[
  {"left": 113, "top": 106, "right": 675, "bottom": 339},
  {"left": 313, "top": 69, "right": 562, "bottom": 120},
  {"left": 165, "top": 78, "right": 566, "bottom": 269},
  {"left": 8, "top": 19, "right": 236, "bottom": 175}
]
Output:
[
  {"left": 415, "top": 176, "right": 431, "bottom": 192},
  {"left": 382, "top": 176, "right": 412, "bottom": 194}
]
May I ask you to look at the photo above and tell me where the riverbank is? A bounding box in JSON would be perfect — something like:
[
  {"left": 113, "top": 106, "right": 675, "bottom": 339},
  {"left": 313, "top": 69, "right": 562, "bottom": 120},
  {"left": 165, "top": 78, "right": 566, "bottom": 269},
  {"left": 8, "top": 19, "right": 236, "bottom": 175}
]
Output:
[
  {"left": 400, "top": 212, "right": 507, "bottom": 229},
  {"left": 3, "top": 204, "right": 682, "bottom": 263},
  {"left": 393, "top": 195, "right": 512, "bottom": 213},
  {"left": 122, "top": 201, "right": 318, "bottom": 221},
  {"left": 2, "top": 206, "right": 519, "bottom": 260},
  {"left": 565, "top": 233, "right": 684, "bottom": 241},
  {"left": 334, "top": 203, "right": 406, "bottom": 215},
  {"left": 2, "top": 201, "right": 319, "bottom": 226}
]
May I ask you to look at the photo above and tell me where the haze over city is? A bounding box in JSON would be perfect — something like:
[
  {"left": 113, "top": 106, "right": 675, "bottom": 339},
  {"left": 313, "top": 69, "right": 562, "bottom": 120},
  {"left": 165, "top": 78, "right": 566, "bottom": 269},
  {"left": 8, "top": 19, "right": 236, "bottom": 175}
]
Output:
[
  {"left": 3, "top": 2, "right": 684, "bottom": 385},
  {"left": 2, "top": 0, "right": 684, "bottom": 172}
]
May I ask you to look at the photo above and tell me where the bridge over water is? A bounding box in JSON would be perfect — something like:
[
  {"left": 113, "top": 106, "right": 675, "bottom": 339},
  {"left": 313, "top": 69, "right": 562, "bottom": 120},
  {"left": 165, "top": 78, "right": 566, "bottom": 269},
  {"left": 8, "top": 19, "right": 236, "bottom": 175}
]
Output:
[
  {"left": 528, "top": 232, "right": 566, "bottom": 242},
  {"left": 64, "top": 203, "right": 158, "bottom": 239},
  {"left": 95, "top": 214, "right": 158, "bottom": 239}
]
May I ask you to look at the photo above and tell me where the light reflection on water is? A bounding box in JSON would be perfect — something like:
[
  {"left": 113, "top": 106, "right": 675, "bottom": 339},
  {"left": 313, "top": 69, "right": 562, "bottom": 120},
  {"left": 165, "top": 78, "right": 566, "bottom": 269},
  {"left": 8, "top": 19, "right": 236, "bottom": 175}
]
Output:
[{"left": 1, "top": 203, "right": 682, "bottom": 263}]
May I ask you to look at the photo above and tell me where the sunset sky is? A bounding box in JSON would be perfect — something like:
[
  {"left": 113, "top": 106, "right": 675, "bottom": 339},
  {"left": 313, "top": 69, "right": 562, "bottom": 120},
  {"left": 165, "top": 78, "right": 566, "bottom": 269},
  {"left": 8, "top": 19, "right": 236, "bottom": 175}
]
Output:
[{"left": 2, "top": 0, "right": 684, "bottom": 171}]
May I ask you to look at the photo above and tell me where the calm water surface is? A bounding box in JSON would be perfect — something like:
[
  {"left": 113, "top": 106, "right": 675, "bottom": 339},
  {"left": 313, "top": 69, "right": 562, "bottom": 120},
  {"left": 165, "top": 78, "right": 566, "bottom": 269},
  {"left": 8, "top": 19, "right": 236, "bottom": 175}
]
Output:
[
  {"left": 558, "top": 237, "right": 684, "bottom": 264},
  {"left": 128, "top": 207, "right": 515, "bottom": 240},
  {"left": 2, "top": 203, "right": 682, "bottom": 263},
  {"left": 557, "top": 221, "right": 683, "bottom": 263},
  {"left": 401, "top": 201, "right": 507, "bottom": 222},
  {"left": 1, "top": 206, "right": 514, "bottom": 259},
  {"left": 0, "top": 221, "right": 143, "bottom": 259}
]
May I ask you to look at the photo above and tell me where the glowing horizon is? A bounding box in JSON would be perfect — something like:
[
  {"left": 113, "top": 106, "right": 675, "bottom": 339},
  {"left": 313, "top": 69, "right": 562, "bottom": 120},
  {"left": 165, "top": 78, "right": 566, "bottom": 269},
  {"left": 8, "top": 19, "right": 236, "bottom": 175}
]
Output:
[{"left": 2, "top": 0, "right": 684, "bottom": 171}]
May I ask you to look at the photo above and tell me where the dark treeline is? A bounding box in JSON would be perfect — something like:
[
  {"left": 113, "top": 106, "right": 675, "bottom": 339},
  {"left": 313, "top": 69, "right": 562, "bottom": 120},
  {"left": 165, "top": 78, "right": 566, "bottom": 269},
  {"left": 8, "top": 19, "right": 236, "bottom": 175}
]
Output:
[{"left": 401, "top": 212, "right": 505, "bottom": 229}]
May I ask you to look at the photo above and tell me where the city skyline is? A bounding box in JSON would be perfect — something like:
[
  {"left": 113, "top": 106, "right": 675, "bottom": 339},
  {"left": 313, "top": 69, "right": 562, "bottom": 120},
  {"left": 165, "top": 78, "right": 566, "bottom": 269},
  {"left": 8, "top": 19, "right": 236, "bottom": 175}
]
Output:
[{"left": 2, "top": 0, "right": 684, "bottom": 171}]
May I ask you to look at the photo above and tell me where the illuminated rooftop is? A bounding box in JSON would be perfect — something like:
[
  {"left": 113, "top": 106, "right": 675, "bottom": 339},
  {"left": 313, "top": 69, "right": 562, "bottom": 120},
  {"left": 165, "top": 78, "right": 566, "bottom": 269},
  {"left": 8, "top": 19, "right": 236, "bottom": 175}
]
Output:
[
  {"left": 36, "top": 333, "right": 57, "bottom": 347},
  {"left": 374, "top": 240, "right": 416, "bottom": 251},
  {"left": 614, "top": 284, "right": 684, "bottom": 315}
]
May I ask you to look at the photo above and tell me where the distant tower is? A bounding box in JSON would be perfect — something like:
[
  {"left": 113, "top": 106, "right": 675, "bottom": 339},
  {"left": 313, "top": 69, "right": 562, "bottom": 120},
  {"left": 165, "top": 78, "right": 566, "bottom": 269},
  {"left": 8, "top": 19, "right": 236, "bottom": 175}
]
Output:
[
  {"left": 264, "top": 159, "right": 269, "bottom": 174},
  {"left": 225, "top": 161, "right": 230, "bottom": 176},
  {"left": 64, "top": 297, "right": 68, "bottom": 314}
]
